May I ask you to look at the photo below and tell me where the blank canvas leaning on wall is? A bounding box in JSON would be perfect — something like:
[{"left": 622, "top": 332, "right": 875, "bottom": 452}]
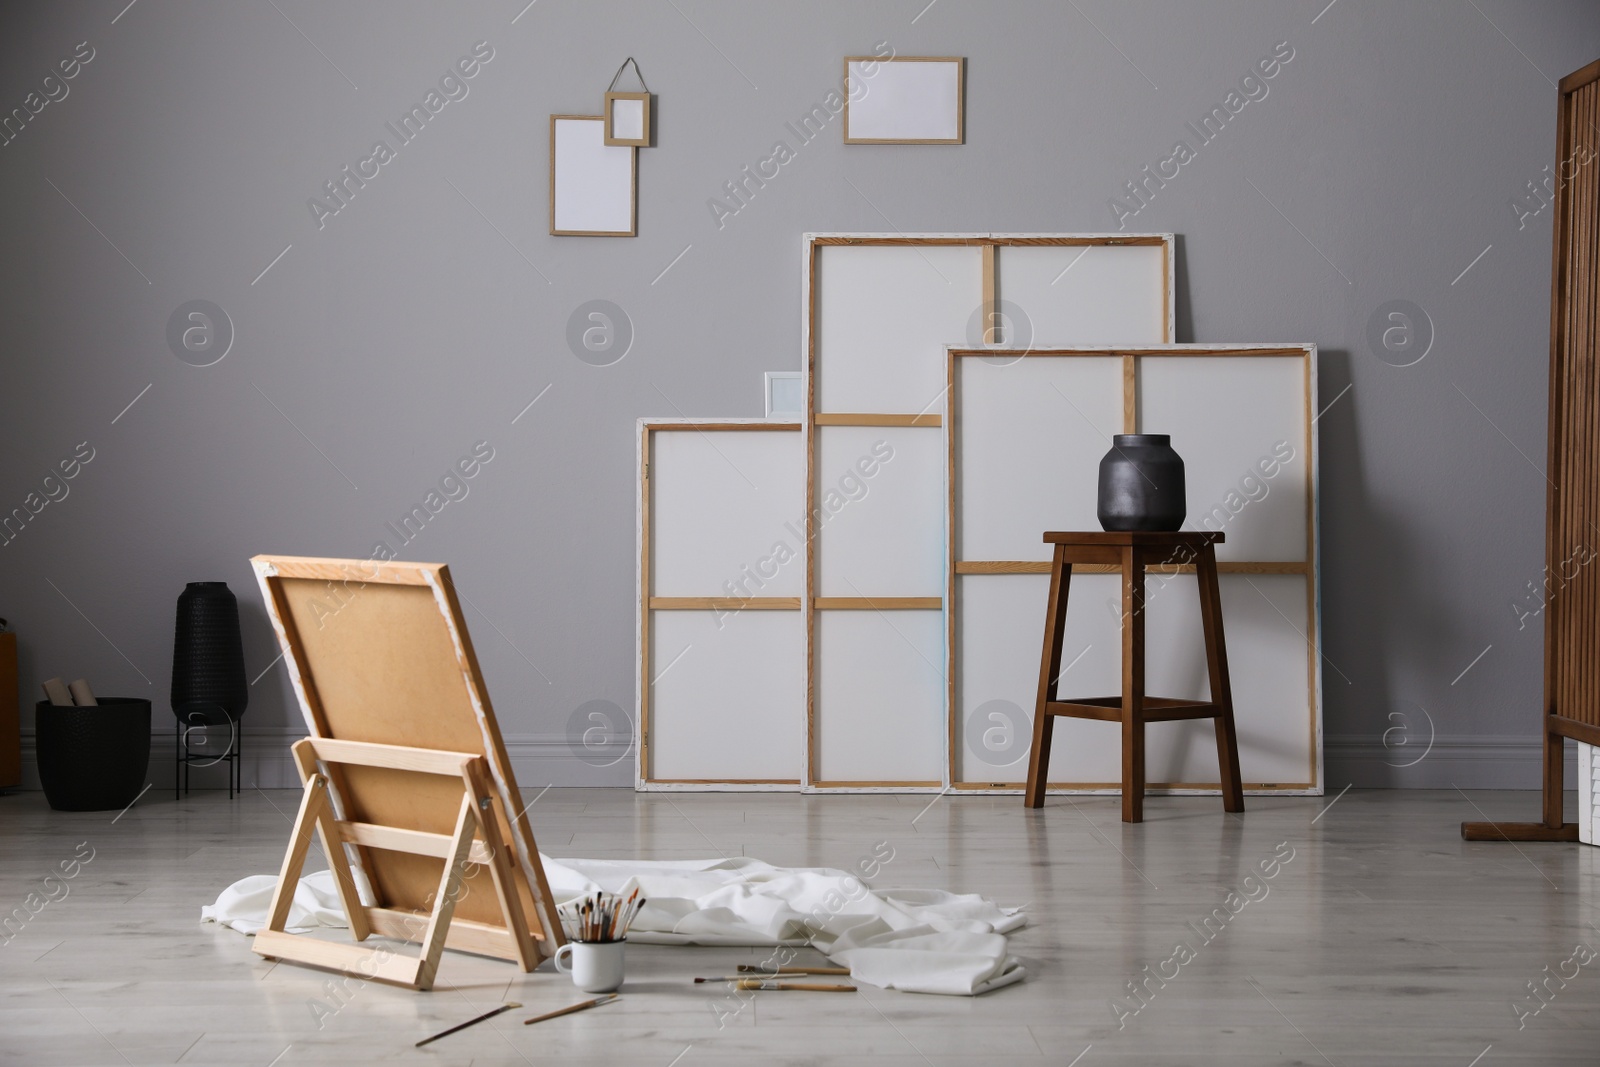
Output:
[
  {"left": 803, "top": 234, "right": 1174, "bottom": 790},
  {"left": 637, "top": 420, "right": 806, "bottom": 789},
  {"left": 946, "top": 345, "right": 1321, "bottom": 794}
]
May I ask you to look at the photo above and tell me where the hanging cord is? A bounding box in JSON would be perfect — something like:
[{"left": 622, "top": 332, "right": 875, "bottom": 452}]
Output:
[{"left": 607, "top": 57, "right": 649, "bottom": 93}]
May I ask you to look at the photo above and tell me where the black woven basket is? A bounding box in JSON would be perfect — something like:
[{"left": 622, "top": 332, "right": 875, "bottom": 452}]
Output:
[{"left": 36, "top": 698, "right": 151, "bottom": 811}]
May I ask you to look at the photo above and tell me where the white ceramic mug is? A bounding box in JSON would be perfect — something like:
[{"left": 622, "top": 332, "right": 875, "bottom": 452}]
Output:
[{"left": 554, "top": 940, "right": 625, "bottom": 993}]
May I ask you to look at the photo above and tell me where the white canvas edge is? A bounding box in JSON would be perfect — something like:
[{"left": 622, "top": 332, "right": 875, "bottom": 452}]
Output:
[
  {"left": 1308, "top": 344, "right": 1324, "bottom": 795},
  {"left": 1580, "top": 742, "right": 1596, "bottom": 845},
  {"left": 800, "top": 246, "right": 815, "bottom": 788}
]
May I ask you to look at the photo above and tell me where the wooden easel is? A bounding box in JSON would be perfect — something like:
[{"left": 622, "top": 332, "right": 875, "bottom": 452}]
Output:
[
  {"left": 1462, "top": 58, "right": 1600, "bottom": 843},
  {"left": 250, "top": 556, "right": 564, "bottom": 989}
]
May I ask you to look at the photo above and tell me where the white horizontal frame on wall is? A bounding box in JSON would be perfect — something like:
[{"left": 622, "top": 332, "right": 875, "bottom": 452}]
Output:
[
  {"left": 802, "top": 233, "right": 1175, "bottom": 792},
  {"left": 946, "top": 344, "right": 1322, "bottom": 796},
  {"left": 843, "top": 56, "right": 965, "bottom": 144},
  {"left": 637, "top": 419, "right": 806, "bottom": 790}
]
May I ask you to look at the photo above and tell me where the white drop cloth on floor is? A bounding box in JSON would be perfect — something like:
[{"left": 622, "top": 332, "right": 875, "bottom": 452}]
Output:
[{"left": 201, "top": 855, "right": 1026, "bottom": 996}]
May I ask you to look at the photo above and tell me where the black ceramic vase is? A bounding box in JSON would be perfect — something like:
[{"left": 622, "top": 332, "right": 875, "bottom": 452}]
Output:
[
  {"left": 1097, "top": 434, "right": 1186, "bottom": 532},
  {"left": 171, "top": 582, "right": 248, "bottom": 728}
]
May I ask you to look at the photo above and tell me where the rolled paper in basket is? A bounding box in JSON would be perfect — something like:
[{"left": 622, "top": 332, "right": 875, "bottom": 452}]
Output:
[
  {"left": 68, "top": 679, "right": 97, "bottom": 706},
  {"left": 41, "top": 678, "right": 73, "bottom": 706}
]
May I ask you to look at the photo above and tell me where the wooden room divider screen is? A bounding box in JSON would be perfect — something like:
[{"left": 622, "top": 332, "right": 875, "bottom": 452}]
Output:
[{"left": 1465, "top": 58, "right": 1600, "bottom": 842}]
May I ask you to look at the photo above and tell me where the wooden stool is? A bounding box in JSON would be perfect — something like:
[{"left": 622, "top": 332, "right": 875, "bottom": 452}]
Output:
[{"left": 1024, "top": 531, "right": 1244, "bottom": 822}]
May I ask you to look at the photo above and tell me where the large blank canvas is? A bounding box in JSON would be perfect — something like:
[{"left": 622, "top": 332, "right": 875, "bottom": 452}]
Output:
[
  {"left": 1138, "top": 356, "right": 1309, "bottom": 562},
  {"left": 845, "top": 59, "right": 962, "bottom": 144},
  {"left": 946, "top": 345, "right": 1319, "bottom": 793},
  {"left": 650, "top": 610, "right": 804, "bottom": 781},
  {"left": 815, "top": 245, "right": 981, "bottom": 412},
  {"left": 817, "top": 426, "right": 944, "bottom": 597},
  {"left": 999, "top": 245, "right": 1169, "bottom": 344},
  {"left": 652, "top": 429, "right": 804, "bottom": 597},
  {"left": 806, "top": 235, "right": 1174, "bottom": 792},
  {"left": 640, "top": 422, "right": 803, "bottom": 788},
  {"left": 956, "top": 356, "right": 1123, "bottom": 562},
  {"left": 817, "top": 610, "right": 944, "bottom": 783},
  {"left": 551, "top": 116, "right": 635, "bottom": 236}
]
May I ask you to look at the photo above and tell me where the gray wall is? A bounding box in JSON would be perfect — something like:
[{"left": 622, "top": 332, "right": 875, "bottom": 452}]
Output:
[{"left": 2, "top": 0, "right": 1597, "bottom": 790}]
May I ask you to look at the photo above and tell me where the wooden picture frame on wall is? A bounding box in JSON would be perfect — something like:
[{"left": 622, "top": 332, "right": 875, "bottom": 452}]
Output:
[
  {"left": 843, "top": 57, "right": 965, "bottom": 145},
  {"left": 604, "top": 91, "right": 651, "bottom": 147},
  {"left": 550, "top": 115, "right": 637, "bottom": 236}
]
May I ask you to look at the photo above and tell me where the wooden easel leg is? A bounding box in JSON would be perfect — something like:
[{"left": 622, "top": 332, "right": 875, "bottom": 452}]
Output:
[
  {"left": 414, "top": 794, "right": 478, "bottom": 991},
  {"left": 1121, "top": 547, "right": 1146, "bottom": 824},
  {"left": 260, "top": 773, "right": 330, "bottom": 941},
  {"left": 289, "top": 739, "right": 370, "bottom": 941},
  {"left": 253, "top": 774, "right": 416, "bottom": 980},
  {"left": 1027, "top": 546, "right": 1071, "bottom": 808},
  {"left": 463, "top": 764, "right": 539, "bottom": 971},
  {"left": 1196, "top": 546, "right": 1244, "bottom": 814}
]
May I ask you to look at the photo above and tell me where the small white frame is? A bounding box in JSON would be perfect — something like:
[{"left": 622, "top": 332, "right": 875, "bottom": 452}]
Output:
[{"left": 765, "top": 371, "right": 803, "bottom": 418}]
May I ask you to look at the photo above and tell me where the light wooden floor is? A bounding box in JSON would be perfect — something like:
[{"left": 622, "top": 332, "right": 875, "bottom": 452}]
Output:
[{"left": 1, "top": 787, "right": 1598, "bottom": 1065}]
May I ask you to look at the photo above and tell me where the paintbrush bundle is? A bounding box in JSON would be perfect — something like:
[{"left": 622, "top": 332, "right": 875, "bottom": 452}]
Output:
[{"left": 557, "top": 888, "right": 645, "bottom": 943}]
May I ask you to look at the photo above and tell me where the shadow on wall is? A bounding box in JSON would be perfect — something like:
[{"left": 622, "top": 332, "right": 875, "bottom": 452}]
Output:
[
  {"left": 1172, "top": 234, "right": 1193, "bottom": 343},
  {"left": 236, "top": 594, "right": 292, "bottom": 729},
  {"left": 1319, "top": 348, "right": 1469, "bottom": 787}
]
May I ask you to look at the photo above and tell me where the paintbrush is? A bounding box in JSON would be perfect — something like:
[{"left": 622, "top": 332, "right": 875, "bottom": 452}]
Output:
[
  {"left": 733, "top": 980, "right": 856, "bottom": 992},
  {"left": 610, "top": 887, "right": 638, "bottom": 941},
  {"left": 415, "top": 1002, "right": 521, "bottom": 1046},
  {"left": 522, "top": 993, "right": 619, "bottom": 1026},
  {"left": 735, "top": 965, "right": 851, "bottom": 975},
  {"left": 697, "top": 967, "right": 851, "bottom": 983}
]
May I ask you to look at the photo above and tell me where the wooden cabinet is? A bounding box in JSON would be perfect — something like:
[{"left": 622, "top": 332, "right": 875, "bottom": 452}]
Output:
[{"left": 0, "top": 632, "right": 17, "bottom": 788}]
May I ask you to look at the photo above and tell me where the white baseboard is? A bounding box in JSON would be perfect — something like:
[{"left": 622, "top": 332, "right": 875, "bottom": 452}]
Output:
[
  {"left": 8, "top": 728, "right": 1574, "bottom": 793},
  {"left": 1324, "top": 735, "right": 1579, "bottom": 790},
  {"left": 11, "top": 726, "right": 636, "bottom": 792}
]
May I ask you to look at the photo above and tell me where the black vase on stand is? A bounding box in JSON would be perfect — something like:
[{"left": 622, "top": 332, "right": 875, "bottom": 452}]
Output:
[
  {"left": 1097, "top": 434, "right": 1187, "bottom": 532},
  {"left": 171, "top": 581, "right": 248, "bottom": 799}
]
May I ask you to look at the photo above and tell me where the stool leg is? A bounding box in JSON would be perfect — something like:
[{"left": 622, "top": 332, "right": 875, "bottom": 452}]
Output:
[
  {"left": 1121, "top": 547, "right": 1146, "bottom": 823},
  {"left": 1026, "top": 545, "right": 1071, "bottom": 808},
  {"left": 1197, "top": 544, "right": 1244, "bottom": 813}
]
